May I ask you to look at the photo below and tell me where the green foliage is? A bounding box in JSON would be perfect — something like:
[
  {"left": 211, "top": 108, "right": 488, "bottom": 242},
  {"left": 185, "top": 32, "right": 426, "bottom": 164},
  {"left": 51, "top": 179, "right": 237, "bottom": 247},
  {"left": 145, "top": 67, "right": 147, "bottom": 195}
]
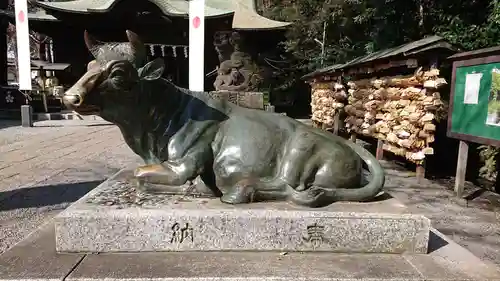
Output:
[
  {"left": 487, "top": 101, "right": 500, "bottom": 114},
  {"left": 479, "top": 144, "right": 499, "bottom": 181},
  {"left": 262, "top": 0, "right": 420, "bottom": 79},
  {"left": 492, "top": 71, "right": 500, "bottom": 98},
  {"left": 483, "top": 68, "right": 500, "bottom": 179},
  {"left": 261, "top": 0, "right": 500, "bottom": 89},
  {"left": 432, "top": 0, "right": 500, "bottom": 51},
  {"left": 260, "top": 0, "right": 500, "bottom": 180}
]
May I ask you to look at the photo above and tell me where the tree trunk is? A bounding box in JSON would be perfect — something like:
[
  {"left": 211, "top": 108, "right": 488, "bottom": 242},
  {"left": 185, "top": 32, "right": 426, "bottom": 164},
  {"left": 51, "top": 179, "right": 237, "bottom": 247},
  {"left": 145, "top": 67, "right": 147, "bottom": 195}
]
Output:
[{"left": 418, "top": 0, "right": 425, "bottom": 36}]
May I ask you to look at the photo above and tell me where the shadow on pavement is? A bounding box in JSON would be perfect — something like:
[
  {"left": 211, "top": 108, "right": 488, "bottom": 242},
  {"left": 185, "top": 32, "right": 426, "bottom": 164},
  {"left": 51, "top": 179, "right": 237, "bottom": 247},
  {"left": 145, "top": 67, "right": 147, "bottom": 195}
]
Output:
[
  {"left": 0, "top": 120, "right": 21, "bottom": 130},
  {"left": 0, "top": 180, "right": 102, "bottom": 211},
  {"left": 427, "top": 230, "right": 449, "bottom": 253},
  {"left": 34, "top": 123, "right": 113, "bottom": 128}
]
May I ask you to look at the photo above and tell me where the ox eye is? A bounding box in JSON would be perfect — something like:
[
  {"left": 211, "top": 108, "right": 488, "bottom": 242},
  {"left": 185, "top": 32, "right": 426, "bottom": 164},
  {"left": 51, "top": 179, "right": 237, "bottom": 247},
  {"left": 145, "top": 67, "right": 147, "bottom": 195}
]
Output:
[
  {"left": 110, "top": 69, "right": 125, "bottom": 78},
  {"left": 109, "top": 70, "right": 126, "bottom": 85}
]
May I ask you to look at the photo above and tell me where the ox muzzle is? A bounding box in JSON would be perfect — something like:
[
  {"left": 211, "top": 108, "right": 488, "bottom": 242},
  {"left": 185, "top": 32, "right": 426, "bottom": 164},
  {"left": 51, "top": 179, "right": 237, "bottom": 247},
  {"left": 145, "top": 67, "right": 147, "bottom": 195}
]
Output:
[{"left": 62, "top": 61, "right": 102, "bottom": 114}]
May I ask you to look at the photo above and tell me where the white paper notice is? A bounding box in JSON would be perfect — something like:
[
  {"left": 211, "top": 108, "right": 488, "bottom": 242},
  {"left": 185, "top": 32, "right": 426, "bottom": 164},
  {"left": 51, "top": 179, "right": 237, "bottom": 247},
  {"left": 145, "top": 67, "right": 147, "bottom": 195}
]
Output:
[{"left": 463, "top": 73, "right": 483, "bottom": 104}]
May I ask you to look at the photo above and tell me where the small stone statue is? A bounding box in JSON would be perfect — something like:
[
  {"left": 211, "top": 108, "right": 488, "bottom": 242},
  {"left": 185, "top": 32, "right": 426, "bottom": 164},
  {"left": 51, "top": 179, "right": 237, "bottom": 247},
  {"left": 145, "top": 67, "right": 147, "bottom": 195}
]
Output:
[
  {"left": 213, "top": 31, "right": 263, "bottom": 92},
  {"left": 62, "top": 30, "right": 385, "bottom": 208}
]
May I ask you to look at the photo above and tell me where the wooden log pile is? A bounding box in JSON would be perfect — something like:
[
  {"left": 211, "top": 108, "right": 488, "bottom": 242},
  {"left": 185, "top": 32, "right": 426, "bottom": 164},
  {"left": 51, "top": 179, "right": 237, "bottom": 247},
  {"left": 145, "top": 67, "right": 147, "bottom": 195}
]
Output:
[
  {"left": 344, "top": 68, "right": 447, "bottom": 164},
  {"left": 310, "top": 81, "right": 348, "bottom": 127}
]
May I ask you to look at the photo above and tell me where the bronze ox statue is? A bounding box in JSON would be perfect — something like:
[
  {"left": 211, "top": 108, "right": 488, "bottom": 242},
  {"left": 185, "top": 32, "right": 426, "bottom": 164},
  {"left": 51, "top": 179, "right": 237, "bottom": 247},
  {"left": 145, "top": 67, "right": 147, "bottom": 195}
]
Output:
[{"left": 62, "top": 30, "right": 385, "bottom": 208}]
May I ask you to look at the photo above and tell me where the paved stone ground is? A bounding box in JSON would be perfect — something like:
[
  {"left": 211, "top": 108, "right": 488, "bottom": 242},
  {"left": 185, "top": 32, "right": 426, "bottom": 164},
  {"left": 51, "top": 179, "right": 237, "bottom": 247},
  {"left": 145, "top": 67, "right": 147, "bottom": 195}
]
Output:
[
  {"left": 0, "top": 119, "right": 499, "bottom": 266},
  {"left": 0, "top": 120, "right": 142, "bottom": 254}
]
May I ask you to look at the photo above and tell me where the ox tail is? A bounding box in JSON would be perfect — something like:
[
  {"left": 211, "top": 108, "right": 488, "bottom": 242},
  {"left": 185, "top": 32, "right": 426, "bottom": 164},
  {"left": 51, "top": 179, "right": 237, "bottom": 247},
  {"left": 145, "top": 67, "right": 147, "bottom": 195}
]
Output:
[
  {"left": 289, "top": 135, "right": 385, "bottom": 207},
  {"left": 331, "top": 138, "right": 385, "bottom": 201}
]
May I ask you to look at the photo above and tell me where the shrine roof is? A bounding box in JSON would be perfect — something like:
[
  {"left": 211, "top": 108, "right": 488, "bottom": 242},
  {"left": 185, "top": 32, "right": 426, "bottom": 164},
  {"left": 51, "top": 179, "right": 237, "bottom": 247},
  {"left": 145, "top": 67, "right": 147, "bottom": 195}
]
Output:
[
  {"left": 447, "top": 45, "right": 500, "bottom": 61},
  {"left": 27, "top": 0, "right": 290, "bottom": 29},
  {"left": 302, "top": 35, "right": 459, "bottom": 80},
  {"left": 31, "top": 60, "right": 71, "bottom": 71},
  {"left": 0, "top": 9, "right": 59, "bottom": 22}
]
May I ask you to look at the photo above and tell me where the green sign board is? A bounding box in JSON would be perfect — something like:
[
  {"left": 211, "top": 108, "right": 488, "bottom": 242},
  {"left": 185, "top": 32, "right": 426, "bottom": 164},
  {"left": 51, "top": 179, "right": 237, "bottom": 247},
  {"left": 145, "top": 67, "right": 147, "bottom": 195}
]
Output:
[{"left": 448, "top": 58, "right": 500, "bottom": 145}]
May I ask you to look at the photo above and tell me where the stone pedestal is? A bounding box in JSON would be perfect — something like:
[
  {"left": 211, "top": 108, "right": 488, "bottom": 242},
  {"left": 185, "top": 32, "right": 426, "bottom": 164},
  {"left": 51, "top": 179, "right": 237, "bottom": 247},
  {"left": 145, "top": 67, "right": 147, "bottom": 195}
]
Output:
[
  {"left": 2, "top": 168, "right": 500, "bottom": 280},
  {"left": 208, "top": 91, "right": 264, "bottom": 109},
  {"left": 0, "top": 210, "right": 498, "bottom": 281},
  {"left": 21, "top": 105, "right": 33, "bottom": 127},
  {"left": 55, "top": 169, "right": 429, "bottom": 254}
]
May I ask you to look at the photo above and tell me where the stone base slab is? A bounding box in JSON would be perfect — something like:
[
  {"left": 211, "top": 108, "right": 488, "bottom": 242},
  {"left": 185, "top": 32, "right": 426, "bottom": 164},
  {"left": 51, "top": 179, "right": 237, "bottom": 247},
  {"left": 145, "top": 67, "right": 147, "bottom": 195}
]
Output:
[
  {"left": 208, "top": 91, "right": 264, "bottom": 109},
  {"left": 1, "top": 223, "right": 499, "bottom": 281},
  {"left": 55, "top": 169, "right": 429, "bottom": 254}
]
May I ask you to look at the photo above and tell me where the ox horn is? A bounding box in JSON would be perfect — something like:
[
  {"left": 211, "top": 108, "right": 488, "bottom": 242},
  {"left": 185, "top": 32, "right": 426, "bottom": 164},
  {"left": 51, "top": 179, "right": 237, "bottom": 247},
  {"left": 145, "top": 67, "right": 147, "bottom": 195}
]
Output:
[
  {"left": 126, "top": 30, "right": 147, "bottom": 66},
  {"left": 83, "top": 30, "right": 101, "bottom": 58}
]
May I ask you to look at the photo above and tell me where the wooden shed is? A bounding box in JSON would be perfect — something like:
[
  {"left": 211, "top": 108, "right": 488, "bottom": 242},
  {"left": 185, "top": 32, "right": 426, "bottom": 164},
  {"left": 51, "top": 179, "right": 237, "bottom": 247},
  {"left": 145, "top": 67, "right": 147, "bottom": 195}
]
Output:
[{"left": 303, "top": 36, "right": 462, "bottom": 180}]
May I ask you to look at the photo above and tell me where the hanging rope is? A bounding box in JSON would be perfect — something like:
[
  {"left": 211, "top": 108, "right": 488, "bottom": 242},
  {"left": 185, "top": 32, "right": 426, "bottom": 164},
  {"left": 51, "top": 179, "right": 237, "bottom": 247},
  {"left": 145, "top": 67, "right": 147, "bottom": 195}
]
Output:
[
  {"left": 263, "top": 57, "right": 307, "bottom": 71},
  {"left": 29, "top": 34, "right": 50, "bottom": 45}
]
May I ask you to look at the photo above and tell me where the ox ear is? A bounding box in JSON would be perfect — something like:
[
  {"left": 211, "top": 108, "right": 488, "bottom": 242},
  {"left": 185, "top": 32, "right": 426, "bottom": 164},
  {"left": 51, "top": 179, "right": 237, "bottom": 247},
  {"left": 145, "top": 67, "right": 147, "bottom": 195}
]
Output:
[{"left": 138, "top": 58, "right": 165, "bottom": 81}]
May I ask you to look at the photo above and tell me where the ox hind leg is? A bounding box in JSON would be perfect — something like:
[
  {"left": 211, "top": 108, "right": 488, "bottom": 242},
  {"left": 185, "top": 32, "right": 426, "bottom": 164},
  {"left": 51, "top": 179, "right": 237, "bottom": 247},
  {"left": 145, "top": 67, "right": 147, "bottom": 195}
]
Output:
[
  {"left": 218, "top": 161, "right": 338, "bottom": 206},
  {"left": 277, "top": 135, "right": 361, "bottom": 207},
  {"left": 275, "top": 130, "right": 322, "bottom": 191},
  {"left": 220, "top": 131, "right": 326, "bottom": 205},
  {"left": 220, "top": 177, "right": 289, "bottom": 204},
  {"left": 220, "top": 131, "right": 334, "bottom": 205},
  {"left": 287, "top": 161, "right": 338, "bottom": 208},
  {"left": 289, "top": 156, "right": 362, "bottom": 207}
]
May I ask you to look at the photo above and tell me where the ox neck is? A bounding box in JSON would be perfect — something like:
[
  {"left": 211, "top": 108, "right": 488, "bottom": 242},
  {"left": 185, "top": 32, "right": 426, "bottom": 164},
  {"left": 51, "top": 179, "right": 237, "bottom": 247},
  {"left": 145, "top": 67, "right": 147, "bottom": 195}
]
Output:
[{"left": 101, "top": 78, "right": 228, "bottom": 163}]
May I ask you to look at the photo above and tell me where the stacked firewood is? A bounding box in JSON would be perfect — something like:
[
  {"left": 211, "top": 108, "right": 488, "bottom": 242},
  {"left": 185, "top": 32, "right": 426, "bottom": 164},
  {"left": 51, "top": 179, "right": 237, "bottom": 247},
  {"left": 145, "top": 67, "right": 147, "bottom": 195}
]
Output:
[
  {"left": 344, "top": 68, "right": 447, "bottom": 164},
  {"left": 310, "top": 81, "right": 348, "bottom": 127}
]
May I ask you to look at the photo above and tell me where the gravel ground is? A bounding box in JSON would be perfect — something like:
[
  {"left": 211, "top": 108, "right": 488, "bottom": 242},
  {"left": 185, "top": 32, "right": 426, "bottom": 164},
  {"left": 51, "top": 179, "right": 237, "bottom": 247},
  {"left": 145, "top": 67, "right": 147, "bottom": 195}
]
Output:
[
  {"left": 380, "top": 162, "right": 500, "bottom": 264},
  {"left": 0, "top": 119, "right": 499, "bottom": 266}
]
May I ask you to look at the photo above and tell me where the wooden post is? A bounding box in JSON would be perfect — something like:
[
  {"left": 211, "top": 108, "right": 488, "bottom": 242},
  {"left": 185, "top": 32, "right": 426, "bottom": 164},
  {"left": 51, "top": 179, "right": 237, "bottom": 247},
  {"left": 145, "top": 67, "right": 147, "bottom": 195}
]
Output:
[
  {"left": 454, "top": 140, "right": 469, "bottom": 197},
  {"left": 350, "top": 133, "right": 357, "bottom": 143},
  {"left": 333, "top": 112, "right": 340, "bottom": 135},
  {"left": 430, "top": 57, "right": 439, "bottom": 69},
  {"left": 39, "top": 66, "right": 48, "bottom": 113},
  {"left": 416, "top": 164, "right": 425, "bottom": 182},
  {"left": 375, "top": 139, "right": 384, "bottom": 160}
]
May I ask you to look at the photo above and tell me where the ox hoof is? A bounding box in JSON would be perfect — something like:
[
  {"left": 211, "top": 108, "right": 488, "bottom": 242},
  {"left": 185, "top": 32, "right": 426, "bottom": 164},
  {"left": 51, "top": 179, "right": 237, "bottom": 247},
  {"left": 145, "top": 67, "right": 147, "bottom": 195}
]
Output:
[
  {"left": 289, "top": 186, "right": 332, "bottom": 208},
  {"left": 134, "top": 164, "right": 164, "bottom": 178},
  {"left": 221, "top": 182, "right": 256, "bottom": 204}
]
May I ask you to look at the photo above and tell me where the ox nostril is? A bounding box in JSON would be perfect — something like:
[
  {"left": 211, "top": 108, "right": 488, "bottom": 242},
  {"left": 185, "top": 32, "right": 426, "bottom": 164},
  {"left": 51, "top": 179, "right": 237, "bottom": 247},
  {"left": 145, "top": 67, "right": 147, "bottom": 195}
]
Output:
[
  {"left": 74, "top": 94, "right": 82, "bottom": 106},
  {"left": 62, "top": 94, "right": 82, "bottom": 107}
]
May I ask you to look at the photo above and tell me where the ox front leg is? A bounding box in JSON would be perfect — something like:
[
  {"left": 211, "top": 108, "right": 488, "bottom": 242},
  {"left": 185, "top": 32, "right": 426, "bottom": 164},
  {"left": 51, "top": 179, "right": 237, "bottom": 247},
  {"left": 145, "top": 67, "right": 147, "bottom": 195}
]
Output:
[
  {"left": 134, "top": 162, "right": 193, "bottom": 186},
  {"left": 133, "top": 147, "right": 212, "bottom": 195}
]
